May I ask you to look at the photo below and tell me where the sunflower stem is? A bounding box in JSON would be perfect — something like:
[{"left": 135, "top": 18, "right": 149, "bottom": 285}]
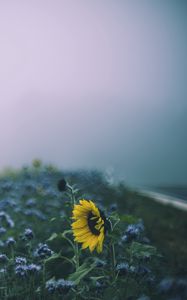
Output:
[
  {"left": 68, "top": 183, "right": 80, "bottom": 270},
  {"left": 109, "top": 221, "right": 116, "bottom": 280},
  {"left": 111, "top": 243, "right": 116, "bottom": 279},
  {"left": 75, "top": 243, "right": 79, "bottom": 270}
]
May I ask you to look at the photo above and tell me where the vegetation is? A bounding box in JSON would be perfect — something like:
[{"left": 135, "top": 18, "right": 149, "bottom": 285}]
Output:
[{"left": 0, "top": 162, "right": 186, "bottom": 299}]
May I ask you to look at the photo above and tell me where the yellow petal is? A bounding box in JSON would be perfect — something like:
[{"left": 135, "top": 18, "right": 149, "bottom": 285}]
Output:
[
  {"left": 79, "top": 200, "right": 92, "bottom": 209},
  {"left": 72, "top": 210, "right": 84, "bottom": 217},
  {"left": 96, "top": 230, "right": 104, "bottom": 253},
  {"left": 73, "top": 226, "right": 90, "bottom": 237},
  {"left": 81, "top": 234, "right": 96, "bottom": 250},
  {"left": 72, "top": 218, "right": 87, "bottom": 229},
  {"left": 89, "top": 236, "right": 98, "bottom": 252},
  {"left": 75, "top": 232, "right": 93, "bottom": 243}
]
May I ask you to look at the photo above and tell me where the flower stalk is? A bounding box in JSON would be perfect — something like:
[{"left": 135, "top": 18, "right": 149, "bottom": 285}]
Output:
[{"left": 67, "top": 183, "right": 79, "bottom": 270}]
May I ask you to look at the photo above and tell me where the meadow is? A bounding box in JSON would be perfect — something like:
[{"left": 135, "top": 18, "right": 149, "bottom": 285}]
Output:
[{"left": 0, "top": 161, "right": 186, "bottom": 300}]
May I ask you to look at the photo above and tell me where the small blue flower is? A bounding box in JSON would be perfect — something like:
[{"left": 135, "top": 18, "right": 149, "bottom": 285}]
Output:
[
  {"left": 15, "top": 257, "right": 27, "bottom": 265},
  {"left": 116, "top": 262, "right": 129, "bottom": 275},
  {"left": 45, "top": 279, "right": 56, "bottom": 294},
  {"left": 15, "top": 265, "right": 27, "bottom": 277},
  {"left": 25, "top": 198, "right": 36, "bottom": 207},
  {"left": 0, "top": 254, "right": 9, "bottom": 264},
  {"left": 24, "top": 228, "right": 34, "bottom": 240},
  {"left": 56, "top": 279, "right": 74, "bottom": 294},
  {"left": 27, "top": 263, "right": 41, "bottom": 274},
  {"left": 122, "top": 221, "right": 144, "bottom": 242},
  {"left": 6, "top": 237, "right": 16, "bottom": 247},
  {"left": 34, "top": 243, "right": 53, "bottom": 259}
]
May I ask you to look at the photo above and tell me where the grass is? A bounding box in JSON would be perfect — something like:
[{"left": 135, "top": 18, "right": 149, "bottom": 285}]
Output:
[
  {"left": 58, "top": 170, "right": 187, "bottom": 277},
  {"left": 114, "top": 187, "right": 187, "bottom": 277}
]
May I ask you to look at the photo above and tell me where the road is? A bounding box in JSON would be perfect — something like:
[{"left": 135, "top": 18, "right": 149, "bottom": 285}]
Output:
[{"left": 138, "top": 190, "right": 187, "bottom": 212}]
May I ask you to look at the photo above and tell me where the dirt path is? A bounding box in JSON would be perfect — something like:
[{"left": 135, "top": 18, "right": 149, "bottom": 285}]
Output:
[{"left": 138, "top": 190, "right": 187, "bottom": 212}]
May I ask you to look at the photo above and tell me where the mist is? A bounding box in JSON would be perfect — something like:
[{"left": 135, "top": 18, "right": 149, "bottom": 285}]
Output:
[{"left": 0, "top": 0, "right": 187, "bottom": 186}]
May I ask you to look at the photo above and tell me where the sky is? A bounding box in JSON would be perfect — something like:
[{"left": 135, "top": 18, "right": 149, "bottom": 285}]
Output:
[{"left": 0, "top": 0, "right": 187, "bottom": 186}]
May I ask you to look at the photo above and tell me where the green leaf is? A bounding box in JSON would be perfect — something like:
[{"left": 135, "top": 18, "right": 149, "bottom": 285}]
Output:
[
  {"left": 68, "top": 262, "right": 96, "bottom": 285},
  {"left": 129, "top": 241, "right": 157, "bottom": 259},
  {"left": 61, "top": 230, "right": 72, "bottom": 237},
  {"left": 50, "top": 217, "right": 56, "bottom": 222},
  {"left": 47, "top": 232, "right": 58, "bottom": 242},
  {"left": 44, "top": 253, "right": 61, "bottom": 263}
]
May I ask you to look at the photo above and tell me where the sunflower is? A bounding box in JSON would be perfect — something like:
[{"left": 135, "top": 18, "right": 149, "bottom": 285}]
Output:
[{"left": 71, "top": 199, "right": 107, "bottom": 253}]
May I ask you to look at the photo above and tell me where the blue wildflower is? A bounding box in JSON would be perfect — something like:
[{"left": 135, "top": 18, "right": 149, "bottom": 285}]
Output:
[
  {"left": 25, "top": 198, "right": 36, "bottom": 207},
  {"left": 46, "top": 279, "right": 56, "bottom": 294},
  {"left": 15, "top": 257, "right": 27, "bottom": 265},
  {"left": 15, "top": 265, "right": 27, "bottom": 277},
  {"left": 116, "top": 262, "right": 129, "bottom": 275},
  {"left": 56, "top": 279, "right": 74, "bottom": 294},
  {"left": 6, "top": 237, "right": 16, "bottom": 247},
  {"left": 27, "top": 264, "right": 41, "bottom": 274},
  {"left": 122, "top": 221, "right": 144, "bottom": 242},
  {"left": 0, "top": 254, "right": 8, "bottom": 264},
  {"left": 23, "top": 228, "right": 34, "bottom": 240},
  {"left": 34, "top": 243, "right": 53, "bottom": 259}
]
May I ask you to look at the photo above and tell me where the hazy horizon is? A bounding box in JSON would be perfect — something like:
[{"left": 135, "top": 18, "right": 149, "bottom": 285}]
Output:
[{"left": 0, "top": 0, "right": 187, "bottom": 186}]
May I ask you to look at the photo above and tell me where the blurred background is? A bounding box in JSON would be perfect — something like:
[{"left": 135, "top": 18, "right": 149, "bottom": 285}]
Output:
[{"left": 0, "top": 0, "right": 187, "bottom": 187}]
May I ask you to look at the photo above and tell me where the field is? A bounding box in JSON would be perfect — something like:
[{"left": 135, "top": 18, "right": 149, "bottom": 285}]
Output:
[{"left": 0, "top": 162, "right": 186, "bottom": 300}]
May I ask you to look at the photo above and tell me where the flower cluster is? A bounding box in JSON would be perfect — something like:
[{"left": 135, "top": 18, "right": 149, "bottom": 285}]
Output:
[
  {"left": 34, "top": 243, "right": 53, "bottom": 259},
  {"left": 122, "top": 221, "right": 144, "bottom": 242},
  {"left": 46, "top": 279, "right": 74, "bottom": 295},
  {"left": 14, "top": 257, "right": 41, "bottom": 277}
]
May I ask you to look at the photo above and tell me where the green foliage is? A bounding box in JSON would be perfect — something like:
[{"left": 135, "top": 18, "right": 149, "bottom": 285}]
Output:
[
  {"left": 0, "top": 164, "right": 186, "bottom": 299},
  {"left": 128, "top": 241, "right": 158, "bottom": 259},
  {"left": 68, "top": 262, "right": 96, "bottom": 284}
]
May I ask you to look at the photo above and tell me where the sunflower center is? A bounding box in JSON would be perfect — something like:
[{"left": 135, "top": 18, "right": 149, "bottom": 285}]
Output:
[{"left": 87, "top": 212, "right": 101, "bottom": 235}]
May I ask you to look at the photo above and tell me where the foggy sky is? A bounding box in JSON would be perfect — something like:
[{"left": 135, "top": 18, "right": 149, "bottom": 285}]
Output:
[{"left": 0, "top": 0, "right": 187, "bottom": 186}]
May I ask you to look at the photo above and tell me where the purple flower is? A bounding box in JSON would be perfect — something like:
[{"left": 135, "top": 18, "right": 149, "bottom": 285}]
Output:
[
  {"left": 6, "top": 237, "right": 16, "bottom": 247},
  {"left": 27, "top": 263, "right": 41, "bottom": 274},
  {"left": 24, "top": 228, "right": 34, "bottom": 240},
  {"left": 0, "top": 254, "right": 8, "bottom": 264},
  {"left": 15, "top": 257, "right": 27, "bottom": 265},
  {"left": 56, "top": 279, "right": 74, "bottom": 294},
  {"left": 34, "top": 243, "right": 53, "bottom": 259},
  {"left": 45, "top": 279, "right": 56, "bottom": 294},
  {"left": 25, "top": 198, "right": 36, "bottom": 207},
  {"left": 116, "top": 262, "right": 129, "bottom": 275},
  {"left": 15, "top": 265, "right": 27, "bottom": 277}
]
